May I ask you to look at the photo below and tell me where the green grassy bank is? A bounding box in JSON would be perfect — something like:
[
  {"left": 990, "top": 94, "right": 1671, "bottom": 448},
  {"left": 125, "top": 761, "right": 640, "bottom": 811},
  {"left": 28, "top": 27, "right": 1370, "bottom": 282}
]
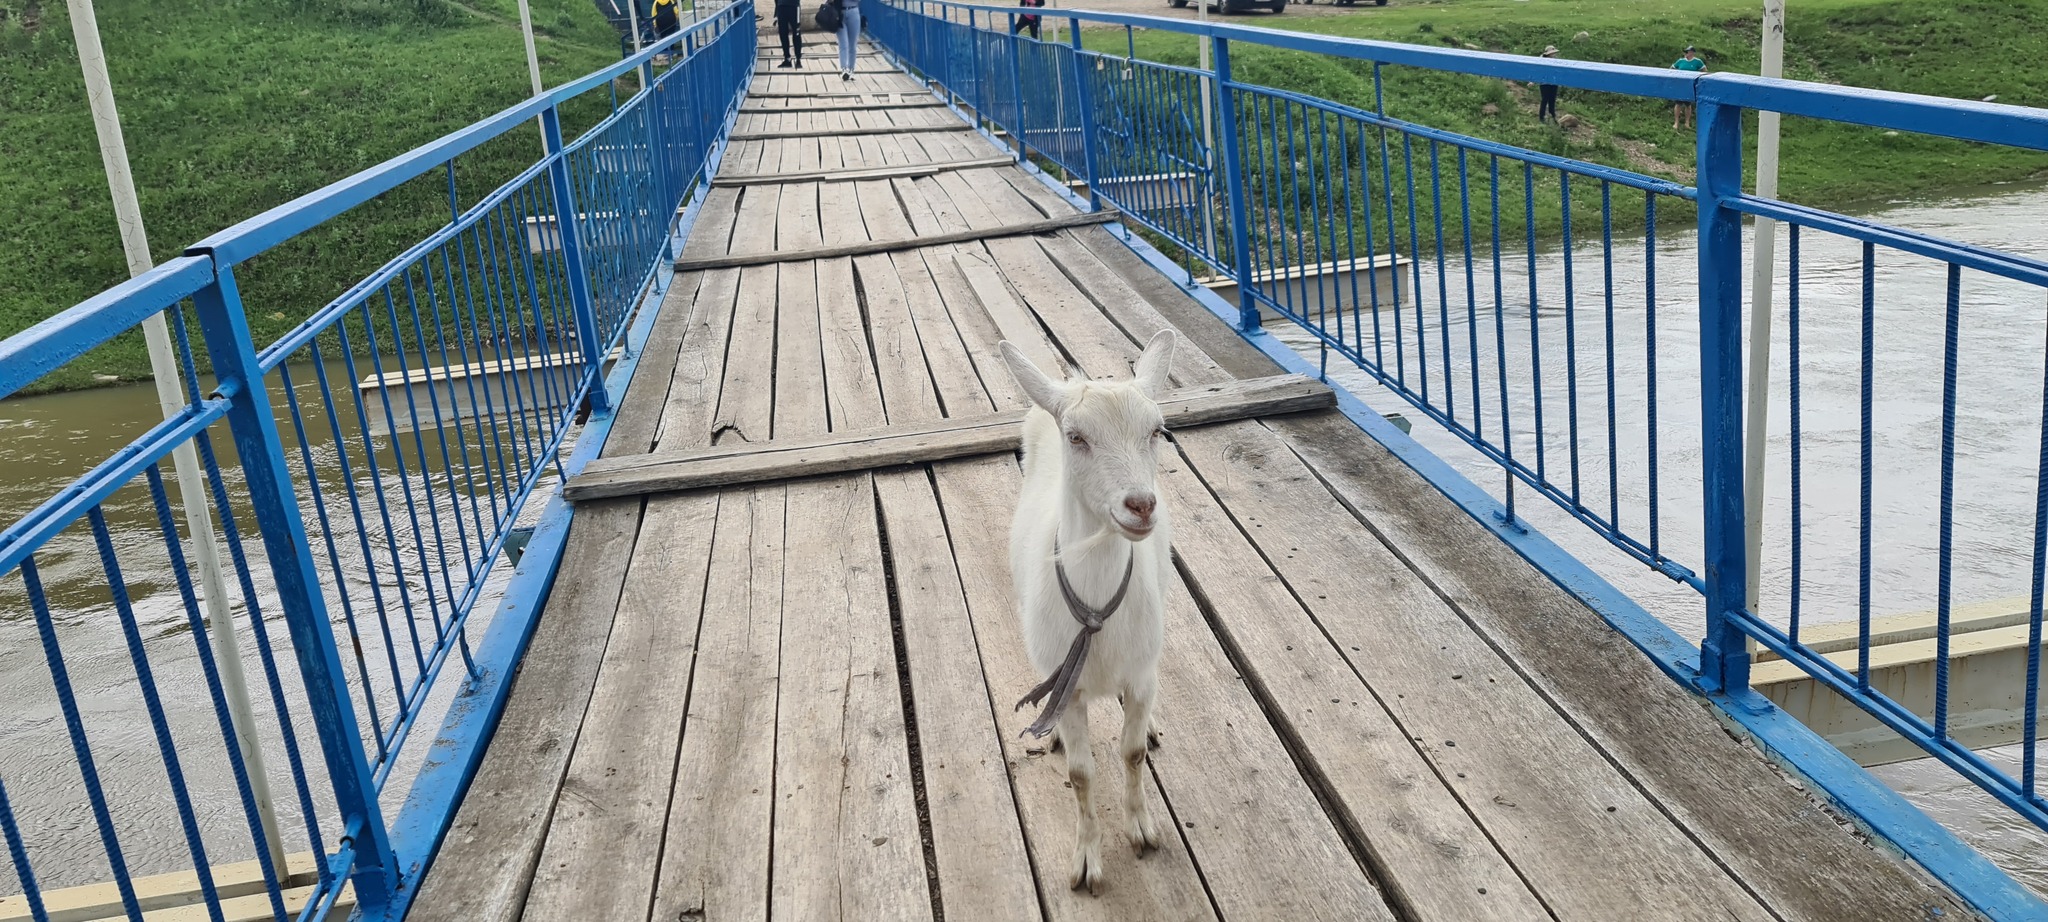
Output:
[{"left": 1, "top": 0, "right": 628, "bottom": 393}]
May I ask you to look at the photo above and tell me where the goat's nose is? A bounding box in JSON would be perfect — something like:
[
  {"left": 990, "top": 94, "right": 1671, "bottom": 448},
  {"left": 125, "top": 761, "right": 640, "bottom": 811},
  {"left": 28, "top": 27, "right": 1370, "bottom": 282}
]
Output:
[{"left": 1124, "top": 493, "right": 1157, "bottom": 521}]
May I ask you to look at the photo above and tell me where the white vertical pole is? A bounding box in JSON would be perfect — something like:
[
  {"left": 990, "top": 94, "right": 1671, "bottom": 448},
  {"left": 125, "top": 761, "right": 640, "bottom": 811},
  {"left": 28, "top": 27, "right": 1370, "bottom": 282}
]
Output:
[
  {"left": 66, "top": 0, "right": 288, "bottom": 875},
  {"left": 1743, "top": 0, "right": 1786, "bottom": 615},
  {"left": 629, "top": 0, "right": 645, "bottom": 55},
  {"left": 516, "top": 0, "right": 546, "bottom": 97}
]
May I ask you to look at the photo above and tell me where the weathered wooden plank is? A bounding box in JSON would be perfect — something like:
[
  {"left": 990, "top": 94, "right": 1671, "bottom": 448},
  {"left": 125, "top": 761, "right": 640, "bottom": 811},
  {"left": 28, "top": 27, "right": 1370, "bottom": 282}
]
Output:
[
  {"left": 951, "top": 247, "right": 1063, "bottom": 375},
  {"left": 851, "top": 255, "right": 941, "bottom": 420},
  {"left": 602, "top": 271, "right": 703, "bottom": 455},
  {"left": 738, "top": 100, "right": 946, "bottom": 114},
  {"left": 653, "top": 268, "right": 742, "bottom": 451},
  {"left": 714, "top": 156, "right": 1013, "bottom": 187},
  {"left": 873, "top": 469, "right": 1045, "bottom": 922},
  {"left": 710, "top": 265, "right": 779, "bottom": 445},
  {"left": 679, "top": 186, "right": 743, "bottom": 261},
  {"left": 1173, "top": 416, "right": 1773, "bottom": 920},
  {"left": 818, "top": 257, "right": 886, "bottom": 431},
  {"left": 777, "top": 180, "right": 823, "bottom": 250},
  {"left": 648, "top": 485, "right": 784, "bottom": 921},
  {"left": 1142, "top": 536, "right": 1396, "bottom": 920},
  {"left": 1269, "top": 411, "right": 1980, "bottom": 922},
  {"left": 672, "top": 210, "right": 1118, "bottom": 271},
  {"left": 893, "top": 248, "right": 999, "bottom": 415},
  {"left": 521, "top": 490, "right": 719, "bottom": 921},
  {"left": 565, "top": 375, "right": 1334, "bottom": 500},
  {"left": 929, "top": 455, "right": 1221, "bottom": 921},
  {"left": 406, "top": 502, "right": 641, "bottom": 922},
  {"left": 854, "top": 179, "right": 915, "bottom": 240},
  {"left": 730, "top": 123, "right": 975, "bottom": 141},
  {"left": 1062, "top": 226, "right": 1286, "bottom": 382},
  {"left": 1154, "top": 435, "right": 1553, "bottom": 919},
  {"left": 1027, "top": 234, "right": 1237, "bottom": 389},
  {"left": 773, "top": 260, "right": 825, "bottom": 436}
]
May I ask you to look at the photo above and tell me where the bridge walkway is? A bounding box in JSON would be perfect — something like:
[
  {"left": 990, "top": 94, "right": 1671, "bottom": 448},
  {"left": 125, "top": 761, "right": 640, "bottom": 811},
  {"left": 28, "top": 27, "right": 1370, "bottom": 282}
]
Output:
[{"left": 406, "top": 35, "right": 1975, "bottom": 922}]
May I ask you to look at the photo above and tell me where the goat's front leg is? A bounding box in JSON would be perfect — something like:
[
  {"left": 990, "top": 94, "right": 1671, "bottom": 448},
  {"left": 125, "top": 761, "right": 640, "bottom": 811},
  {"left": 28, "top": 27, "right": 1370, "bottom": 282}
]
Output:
[
  {"left": 1120, "top": 682, "right": 1161, "bottom": 856},
  {"left": 1058, "top": 701, "right": 1103, "bottom": 894}
]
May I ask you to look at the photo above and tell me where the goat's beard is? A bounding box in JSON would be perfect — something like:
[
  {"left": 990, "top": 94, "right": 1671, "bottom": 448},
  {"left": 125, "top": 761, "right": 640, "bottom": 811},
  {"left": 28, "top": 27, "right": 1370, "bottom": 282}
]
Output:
[{"left": 1055, "top": 518, "right": 1127, "bottom": 562}]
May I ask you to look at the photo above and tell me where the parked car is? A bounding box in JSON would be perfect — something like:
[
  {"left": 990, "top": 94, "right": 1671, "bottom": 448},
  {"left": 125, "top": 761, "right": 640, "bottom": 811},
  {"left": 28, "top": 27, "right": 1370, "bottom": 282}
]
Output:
[{"left": 1170, "top": 0, "right": 1287, "bottom": 15}]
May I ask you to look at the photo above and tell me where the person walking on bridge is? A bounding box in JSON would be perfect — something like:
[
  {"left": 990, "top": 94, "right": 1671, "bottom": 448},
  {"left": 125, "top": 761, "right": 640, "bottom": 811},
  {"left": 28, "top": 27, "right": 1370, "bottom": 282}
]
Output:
[
  {"left": 1013, "top": 0, "right": 1045, "bottom": 40},
  {"left": 837, "top": 0, "right": 862, "bottom": 81},
  {"left": 776, "top": 0, "right": 803, "bottom": 67},
  {"left": 1672, "top": 45, "right": 1706, "bottom": 130}
]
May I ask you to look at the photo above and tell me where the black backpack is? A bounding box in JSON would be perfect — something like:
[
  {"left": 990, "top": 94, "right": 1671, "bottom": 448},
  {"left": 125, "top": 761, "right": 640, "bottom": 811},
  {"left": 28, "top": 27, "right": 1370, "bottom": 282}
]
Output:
[{"left": 815, "top": 0, "right": 842, "bottom": 32}]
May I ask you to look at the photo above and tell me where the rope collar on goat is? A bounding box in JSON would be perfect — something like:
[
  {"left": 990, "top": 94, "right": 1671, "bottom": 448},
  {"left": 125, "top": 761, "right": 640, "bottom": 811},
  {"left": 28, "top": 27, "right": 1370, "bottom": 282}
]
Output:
[{"left": 1016, "top": 533, "right": 1135, "bottom": 739}]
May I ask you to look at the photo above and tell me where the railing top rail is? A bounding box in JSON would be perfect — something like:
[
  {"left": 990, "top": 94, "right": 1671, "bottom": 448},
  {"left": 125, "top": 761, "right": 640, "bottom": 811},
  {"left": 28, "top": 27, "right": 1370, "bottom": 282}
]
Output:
[
  {"left": 186, "top": 4, "right": 740, "bottom": 267},
  {"left": 893, "top": 0, "right": 2048, "bottom": 149},
  {"left": 0, "top": 255, "right": 213, "bottom": 399}
]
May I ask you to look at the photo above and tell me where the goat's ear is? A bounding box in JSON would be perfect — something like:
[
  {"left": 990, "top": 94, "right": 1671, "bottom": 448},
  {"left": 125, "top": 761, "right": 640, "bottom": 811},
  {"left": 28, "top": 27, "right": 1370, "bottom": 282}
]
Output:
[
  {"left": 999, "top": 340, "right": 1066, "bottom": 415},
  {"left": 1133, "top": 329, "right": 1177, "bottom": 398}
]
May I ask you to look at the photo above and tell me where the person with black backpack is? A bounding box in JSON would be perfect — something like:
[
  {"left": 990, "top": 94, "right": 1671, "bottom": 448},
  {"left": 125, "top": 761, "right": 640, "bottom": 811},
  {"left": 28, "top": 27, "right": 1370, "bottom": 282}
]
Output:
[
  {"left": 652, "top": 0, "right": 680, "bottom": 42},
  {"left": 1012, "top": 0, "right": 1044, "bottom": 39},
  {"left": 777, "top": 0, "right": 804, "bottom": 67}
]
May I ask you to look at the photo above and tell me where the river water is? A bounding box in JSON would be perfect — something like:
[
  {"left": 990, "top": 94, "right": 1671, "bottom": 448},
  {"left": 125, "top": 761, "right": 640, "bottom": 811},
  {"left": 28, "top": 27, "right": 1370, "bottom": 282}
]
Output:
[
  {"left": 3, "top": 183, "right": 2046, "bottom": 899},
  {"left": 1270, "top": 180, "right": 2048, "bottom": 897}
]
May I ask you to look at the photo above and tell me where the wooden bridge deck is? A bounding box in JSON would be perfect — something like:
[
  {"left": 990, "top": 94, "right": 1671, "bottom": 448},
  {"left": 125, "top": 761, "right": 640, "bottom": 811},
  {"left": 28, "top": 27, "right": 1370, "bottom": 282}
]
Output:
[{"left": 409, "top": 39, "right": 1976, "bottom": 922}]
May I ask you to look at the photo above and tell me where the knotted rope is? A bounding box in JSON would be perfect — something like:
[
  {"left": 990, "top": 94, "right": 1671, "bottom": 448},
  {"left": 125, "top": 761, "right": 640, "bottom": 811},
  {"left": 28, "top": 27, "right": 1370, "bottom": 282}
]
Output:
[{"left": 1016, "top": 535, "right": 1135, "bottom": 739}]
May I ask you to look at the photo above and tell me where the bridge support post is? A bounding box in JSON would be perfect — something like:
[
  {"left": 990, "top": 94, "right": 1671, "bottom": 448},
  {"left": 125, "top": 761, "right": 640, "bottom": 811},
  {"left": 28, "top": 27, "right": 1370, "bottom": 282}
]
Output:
[
  {"left": 1068, "top": 18, "right": 1101, "bottom": 212},
  {"left": 188, "top": 264, "right": 400, "bottom": 914},
  {"left": 1696, "top": 94, "right": 1752, "bottom": 693},
  {"left": 1211, "top": 37, "right": 1259, "bottom": 333},
  {"left": 541, "top": 104, "right": 615, "bottom": 415}
]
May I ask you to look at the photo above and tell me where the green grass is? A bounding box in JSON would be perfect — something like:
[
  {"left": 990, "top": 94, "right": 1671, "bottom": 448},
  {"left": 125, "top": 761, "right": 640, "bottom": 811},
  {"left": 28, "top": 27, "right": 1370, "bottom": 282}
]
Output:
[
  {"left": 0, "top": 0, "right": 633, "bottom": 392},
  {"left": 1085, "top": 0, "right": 2048, "bottom": 264}
]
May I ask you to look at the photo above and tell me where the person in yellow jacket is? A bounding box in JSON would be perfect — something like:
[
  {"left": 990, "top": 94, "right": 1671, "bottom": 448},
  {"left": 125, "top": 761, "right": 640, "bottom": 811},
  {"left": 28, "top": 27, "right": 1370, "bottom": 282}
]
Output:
[{"left": 652, "top": 0, "right": 681, "bottom": 41}]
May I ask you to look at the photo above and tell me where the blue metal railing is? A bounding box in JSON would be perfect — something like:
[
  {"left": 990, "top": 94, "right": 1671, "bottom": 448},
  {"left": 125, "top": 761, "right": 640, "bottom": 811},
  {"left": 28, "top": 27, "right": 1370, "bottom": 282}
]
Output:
[
  {"left": 0, "top": 5, "right": 751, "bottom": 919},
  {"left": 868, "top": 0, "right": 2048, "bottom": 894}
]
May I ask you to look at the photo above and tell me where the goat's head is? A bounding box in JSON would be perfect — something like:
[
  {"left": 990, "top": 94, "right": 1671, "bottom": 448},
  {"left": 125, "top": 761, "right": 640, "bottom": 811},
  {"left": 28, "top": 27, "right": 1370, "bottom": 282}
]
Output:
[{"left": 999, "top": 331, "right": 1177, "bottom": 542}]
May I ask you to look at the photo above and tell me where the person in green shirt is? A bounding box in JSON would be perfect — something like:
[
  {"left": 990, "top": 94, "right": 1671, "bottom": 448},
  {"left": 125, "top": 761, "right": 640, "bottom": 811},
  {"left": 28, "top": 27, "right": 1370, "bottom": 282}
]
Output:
[{"left": 1672, "top": 45, "right": 1706, "bottom": 130}]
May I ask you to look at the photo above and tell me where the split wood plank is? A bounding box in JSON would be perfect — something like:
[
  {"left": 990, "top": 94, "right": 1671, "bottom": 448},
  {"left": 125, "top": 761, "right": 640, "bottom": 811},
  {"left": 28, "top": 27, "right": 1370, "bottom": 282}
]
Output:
[
  {"left": 672, "top": 210, "right": 1118, "bottom": 271},
  {"left": 654, "top": 267, "right": 742, "bottom": 451},
  {"left": 1267, "top": 411, "right": 1981, "bottom": 922},
  {"left": 730, "top": 123, "right": 970, "bottom": 141},
  {"left": 603, "top": 271, "right": 703, "bottom": 455},
  {"left": 893, "top": 248, "right": 1001, "bottom": 416},
  {"left": 714, "top": 155, "right": 1013, "bottom": 187},
  {"left": 709, "top": 265, "right": 779, "bottom": 445},
  {"left": 1171, "top": 417, "right": 1774, "bottom": 920},
  {"left": 679, "top": 186, "right": 743, "bottom": 261},
  {"left": 405, "top": 502, "right": 641, "bottom": 922},
  {"left": 520, "top": 490, "right": 719, "bottom": 921},
  {"left": 648, "top": 485, "right": 784, "bottom": 921},
  {"left": 565, "top": 375, "right": 1333, "bottom": 500}
]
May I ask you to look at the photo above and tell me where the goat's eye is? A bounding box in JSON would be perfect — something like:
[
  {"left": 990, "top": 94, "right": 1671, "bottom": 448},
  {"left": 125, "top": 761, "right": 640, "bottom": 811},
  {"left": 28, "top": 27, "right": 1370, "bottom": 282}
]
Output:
[{"left": 1068, "top": 433, "right": 1087, "bottom": 447}]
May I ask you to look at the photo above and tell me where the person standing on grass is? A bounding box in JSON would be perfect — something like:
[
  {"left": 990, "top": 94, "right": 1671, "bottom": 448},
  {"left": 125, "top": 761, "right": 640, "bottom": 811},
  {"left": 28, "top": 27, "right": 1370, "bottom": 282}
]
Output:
[
  {"left": 1538, "top": 45, "right": 1560, "bottom": 123},
  {"left": 1013, "top": 0, "right": 1045, "bottom": 39},
  {"left": 1672, "top": 45, "right": 1705, "bottom": 129},
  {"left": 776, "top": 0, "right": 803, "bottom": 67},
  {"left": 838, "top": 0, "right": 862, "bottom": 81}
]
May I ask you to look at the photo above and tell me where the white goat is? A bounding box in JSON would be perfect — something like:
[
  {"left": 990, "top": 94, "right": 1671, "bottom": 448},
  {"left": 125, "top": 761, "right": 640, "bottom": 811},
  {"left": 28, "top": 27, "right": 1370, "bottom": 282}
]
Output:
[{"left": 1001, "top": 330, "right": 1177, "bottom": 895}]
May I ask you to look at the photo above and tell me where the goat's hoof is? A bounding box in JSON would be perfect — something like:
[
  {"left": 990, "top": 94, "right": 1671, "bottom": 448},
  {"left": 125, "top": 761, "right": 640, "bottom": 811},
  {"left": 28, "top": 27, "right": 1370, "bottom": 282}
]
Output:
[
  {"left": 1070, "top": 848, "right": 1104, "bottom": 895},
  {"left": 1129, "top": 822, "right": 1161, "bottom": 858}
]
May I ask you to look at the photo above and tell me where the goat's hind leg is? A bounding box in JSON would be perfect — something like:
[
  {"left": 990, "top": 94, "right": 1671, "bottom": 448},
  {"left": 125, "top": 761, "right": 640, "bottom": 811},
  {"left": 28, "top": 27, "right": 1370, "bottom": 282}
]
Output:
[
  {"left": 1120, "top": 684, "right": 1162, "bottom": 856},
  {"left": 1059, "top": 702, "right": 1104, "bottom": 894}
]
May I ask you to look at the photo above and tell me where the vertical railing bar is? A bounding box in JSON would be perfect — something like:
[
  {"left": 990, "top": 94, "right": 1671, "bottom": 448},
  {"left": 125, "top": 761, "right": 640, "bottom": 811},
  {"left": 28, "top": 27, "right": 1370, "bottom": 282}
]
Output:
[
  {"left": 1788, "top": 224, "right": 1804, "bottom": 646},
  {"left": 305, "top": 339, "right": 413, "bottom": 705},
  {"left": 1858, "top": 239, "right": 1876, "bottom": 688},
  {"left": 330, "top": 317, "right": 432, "bottom": 675},
  {"left": 86, "top": 505, "right": 228, "bottom": 922},
  {"left": 1402, "top": 132, "right": 1426, "bottom": 401},
  {"left": 275, "top": 363, "right": 390, "bottom": 760},
  {"left": 1458, "top": 146, "right": 1480, "bottom": 439},
  {"left": 1429, "top": 139, "right": 1452, "bottom": 418},
  {"left": 0, "top": 770, "right": 48, "bottom": 922},
  {"left": 19, "top": 556, "right": 144, "bottom": 919},
  {"left": 1524, "top": 160, "right": 1545, "bottom": 482},
  {"left": 444, "top": 216, "right": 516, "bottom": 525},
  {"left": 384, "top": 281, "right": 460, "bottom": 635},
  {"left": 1934, "top": 261, "right": 1962, "bottom": 736},
  {"left": 1561, "top": 170, "right": 1581, "bottom": 507},
  {"left": 426, "top": 235, "right": 502, "bottom": 572},
  {"left": 1491, "top": 155, "right": 1514, "bottom": 522},
  {"left": 361, "top": 291, "right": 453, "bottom": 642},
  {"left": 1645, "top": 192, "right": 1662, "bottom": 557}
]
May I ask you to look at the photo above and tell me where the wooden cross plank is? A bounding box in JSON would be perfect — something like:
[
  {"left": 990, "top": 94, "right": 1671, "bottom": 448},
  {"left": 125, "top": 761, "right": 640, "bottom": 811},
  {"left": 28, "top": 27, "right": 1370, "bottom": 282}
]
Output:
[
  {"left": 672, "top": 211, "right": 1118, "bottom": 271},
  {"left": 563, "top": 375, "right": 1335, "bottom": 501}
]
